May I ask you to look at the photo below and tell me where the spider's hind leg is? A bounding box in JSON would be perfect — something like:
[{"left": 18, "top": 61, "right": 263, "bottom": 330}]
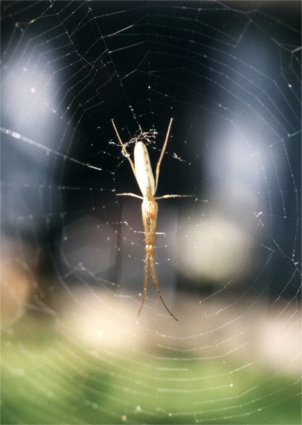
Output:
[
  {"left": 138, "top": 253, "right": 149, "bottom": 316},
  {"left": 149, "top": 255, "right": 179, "bottom": 321}
]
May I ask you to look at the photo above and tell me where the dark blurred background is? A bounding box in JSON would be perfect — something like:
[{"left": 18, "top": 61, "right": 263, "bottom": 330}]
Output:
[{"left": 1, "top": 1, "right": 301, "bottom": 424}]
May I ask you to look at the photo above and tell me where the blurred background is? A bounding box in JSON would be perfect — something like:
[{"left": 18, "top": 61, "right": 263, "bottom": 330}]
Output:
[{"left": 1, "top": 1, "right": 301, "bottom": 424}]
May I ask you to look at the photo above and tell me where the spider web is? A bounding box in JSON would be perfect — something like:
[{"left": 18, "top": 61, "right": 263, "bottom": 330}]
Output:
[{"left": 1, "top": 1, "right": 301, "bottom": 424}]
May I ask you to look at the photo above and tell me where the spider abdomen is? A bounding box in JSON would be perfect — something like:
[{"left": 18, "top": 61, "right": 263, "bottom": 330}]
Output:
[{"left": 134, "top": 142, "right": 156, "bottom": 197}]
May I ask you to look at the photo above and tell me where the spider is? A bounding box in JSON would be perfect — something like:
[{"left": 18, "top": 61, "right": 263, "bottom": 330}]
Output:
[{"left": 112, "top": 118, "right": 189, "bottom": 320}]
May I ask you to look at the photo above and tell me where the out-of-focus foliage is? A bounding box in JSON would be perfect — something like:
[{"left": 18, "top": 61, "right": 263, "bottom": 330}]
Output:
[{"left": 2, "top": 317, "right": 300, "bottom": 425}]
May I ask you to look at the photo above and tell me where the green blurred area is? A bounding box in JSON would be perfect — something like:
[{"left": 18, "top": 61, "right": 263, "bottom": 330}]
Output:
[{"left": 1, "top": 318, "right": 301, "bottom": 425}]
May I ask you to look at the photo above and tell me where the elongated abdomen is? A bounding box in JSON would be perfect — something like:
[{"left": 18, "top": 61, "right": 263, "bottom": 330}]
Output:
[{"left": 134, "top": 142, "right": 155, "bottom": 197}]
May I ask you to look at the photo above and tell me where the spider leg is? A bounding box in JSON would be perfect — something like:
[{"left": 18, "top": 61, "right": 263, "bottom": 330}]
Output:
[
  {"left": 149, "top": 255, "right": 179, "bottom": 321},
  {"left": 116, "top": 192, "right": 143, "bottom": 199},
  {"left": 156, "top": 194, "right": 193, "bottom": 200},
  {"left": 142, "top": 199, "right": 178, "bottom": 321},
  {"left": 111, "top": 119, "right": 136, "bottom": 177},
  {"left": 138, "top": 252, "right": 149, "bottom": 316},
  {"left": 155, "top": 118, "right": 173, "bottom": 191}
]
